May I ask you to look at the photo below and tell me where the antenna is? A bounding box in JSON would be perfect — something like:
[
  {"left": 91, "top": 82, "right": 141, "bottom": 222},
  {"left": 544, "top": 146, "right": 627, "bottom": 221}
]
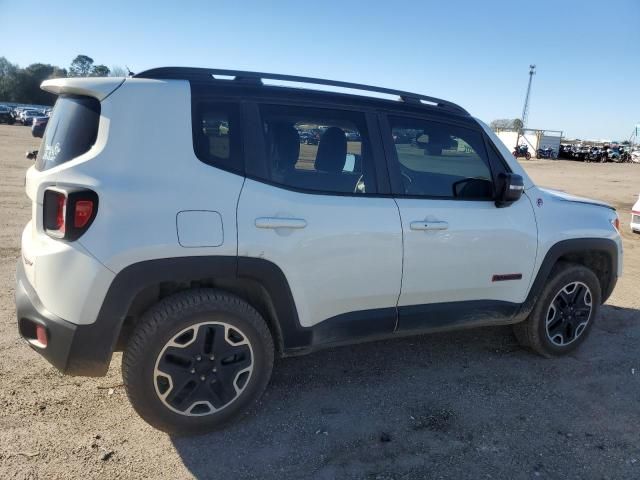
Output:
[
  {"left": 520, "top": 64, "right": 536, "bottom": 129},
  {"left": 125, "top": 65, "right": 134, "bottom": 77}
]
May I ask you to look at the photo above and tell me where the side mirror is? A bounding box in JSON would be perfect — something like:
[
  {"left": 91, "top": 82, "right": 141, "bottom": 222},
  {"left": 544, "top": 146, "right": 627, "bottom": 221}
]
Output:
[
  {"left": 25, "top": 150, "right": 38, "bottom": 160},
  {"left": 495, "top": 172, "right": 524, "bottom": 208}
]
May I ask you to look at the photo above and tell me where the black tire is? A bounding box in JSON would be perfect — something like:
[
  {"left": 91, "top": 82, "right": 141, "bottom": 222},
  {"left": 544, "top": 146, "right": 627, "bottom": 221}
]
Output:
[
  {"left": 122, "top": 289, "right": 274, "bottom": 435},
  {"left": 513, "top": 262, "right": 601, "bottom": 357}
]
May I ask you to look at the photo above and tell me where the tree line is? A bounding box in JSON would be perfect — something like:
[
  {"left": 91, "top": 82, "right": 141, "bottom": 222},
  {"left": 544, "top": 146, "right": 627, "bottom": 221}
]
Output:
[
  {"left": 0, "top": 55, "right": 127, "bottom": 106},
  {"left": 489, "top": 118, "right": 524, "bottom": 131}
]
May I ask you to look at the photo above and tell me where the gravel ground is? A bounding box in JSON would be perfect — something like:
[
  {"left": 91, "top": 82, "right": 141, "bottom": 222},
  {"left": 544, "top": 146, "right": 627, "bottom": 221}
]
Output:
[{"left": 0, "top": 124, "right": 638, "bottom": 479}]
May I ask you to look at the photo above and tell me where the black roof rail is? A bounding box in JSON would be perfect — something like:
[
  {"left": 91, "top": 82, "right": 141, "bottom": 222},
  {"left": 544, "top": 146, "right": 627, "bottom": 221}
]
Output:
[{"left": 133, "top": 67, "right": 469, "bottom": 115}]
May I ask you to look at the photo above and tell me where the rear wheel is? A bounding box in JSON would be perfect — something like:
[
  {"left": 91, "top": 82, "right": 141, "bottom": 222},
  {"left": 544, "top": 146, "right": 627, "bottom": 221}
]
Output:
[
  {"left": 514, "top": 262, "right": 601, "bottom": 357},
  {"left": 123, "top": 289, "right": 274, "bottom": 435}
]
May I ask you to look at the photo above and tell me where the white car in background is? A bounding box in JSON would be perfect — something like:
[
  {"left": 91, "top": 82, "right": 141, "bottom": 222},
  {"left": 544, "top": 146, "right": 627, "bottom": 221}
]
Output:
[{"left": 632, "top": 195, "right": 640, "bottom": 233}]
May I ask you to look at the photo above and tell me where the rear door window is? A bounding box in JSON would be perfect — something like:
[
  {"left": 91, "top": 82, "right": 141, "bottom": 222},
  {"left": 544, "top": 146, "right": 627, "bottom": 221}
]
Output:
[
  {"left": 36, "top": 96, "right": 100, "bottom": 171},
  {"left": 256, "top": 104, "right": 376, "bottom": 194}
]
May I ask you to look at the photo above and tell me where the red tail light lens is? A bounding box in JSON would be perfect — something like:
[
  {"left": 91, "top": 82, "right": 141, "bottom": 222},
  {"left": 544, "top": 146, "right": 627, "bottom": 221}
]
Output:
[
  {"left": 44, "top": 190, "right": 67, "bottom": 237},
  {"left": 44, "top": 189, "right": 98, "bottom": 240},
  {"left": 74, "top": 200, "right": 94, "bottom": 228},
  {"left": 55, "top": 194, "right": 66, "bottom": 232}
]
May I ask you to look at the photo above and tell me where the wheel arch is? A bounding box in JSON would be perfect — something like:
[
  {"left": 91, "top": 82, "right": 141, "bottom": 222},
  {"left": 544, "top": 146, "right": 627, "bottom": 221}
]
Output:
[
  {"left": 517, "top": 238, "right": 618, "bottom": 321},
  {"left": 75, "top": 256, "right": 308, "bottom": 377}
]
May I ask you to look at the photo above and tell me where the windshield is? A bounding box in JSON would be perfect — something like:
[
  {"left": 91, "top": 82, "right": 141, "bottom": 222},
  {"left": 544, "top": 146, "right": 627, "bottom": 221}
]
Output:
[{"left": 35, "top": 96, "right": 100, "bottom": 171}]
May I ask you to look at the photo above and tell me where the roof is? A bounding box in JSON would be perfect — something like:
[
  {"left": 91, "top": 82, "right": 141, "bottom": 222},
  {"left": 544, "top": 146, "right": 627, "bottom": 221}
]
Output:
[{"left": 133, "top": 67, "right": 469, "bottom": 116}]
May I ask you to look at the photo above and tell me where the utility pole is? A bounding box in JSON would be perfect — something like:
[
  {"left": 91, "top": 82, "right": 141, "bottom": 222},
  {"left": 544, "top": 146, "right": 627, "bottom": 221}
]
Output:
[{"left": 521, "top": 64, "right": 536, "bottom": 129}]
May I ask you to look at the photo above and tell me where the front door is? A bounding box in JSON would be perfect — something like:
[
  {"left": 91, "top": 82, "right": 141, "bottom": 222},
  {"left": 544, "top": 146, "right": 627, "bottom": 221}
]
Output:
[{"left": 381, "top": 113, "right": 538, "bottom": 332}]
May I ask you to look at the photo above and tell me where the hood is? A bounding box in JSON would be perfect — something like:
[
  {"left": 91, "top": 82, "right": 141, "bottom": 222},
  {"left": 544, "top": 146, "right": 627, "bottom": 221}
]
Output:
[{"left": 540, "top": 187, "right": 614, "bottom": 210}]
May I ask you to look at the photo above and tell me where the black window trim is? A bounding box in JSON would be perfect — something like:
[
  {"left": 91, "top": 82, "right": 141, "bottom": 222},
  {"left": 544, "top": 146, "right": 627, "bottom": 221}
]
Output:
[
  {"left": 482, "top": 134, "right": 513, "bottom": 178},
  {"left": 379, "top": 112, "right": 500, "bottom": 202},
  {"left": 243, "top": 101, "right": 392, "bottom": 198}
]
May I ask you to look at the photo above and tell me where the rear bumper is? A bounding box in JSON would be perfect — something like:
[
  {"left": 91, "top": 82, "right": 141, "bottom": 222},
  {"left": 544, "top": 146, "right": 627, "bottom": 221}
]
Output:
[{"left": 15, "top": 260, "right": 111, "bottom": 376}]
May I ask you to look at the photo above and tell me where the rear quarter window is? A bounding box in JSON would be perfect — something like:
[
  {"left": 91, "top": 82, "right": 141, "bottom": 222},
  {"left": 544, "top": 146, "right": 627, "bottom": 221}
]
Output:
[
  {"left": 191, "top": 101, "right": 243, "bottom": 173},
  {"left": 36, "top": 96, "right": 100, "bottom": 171}
]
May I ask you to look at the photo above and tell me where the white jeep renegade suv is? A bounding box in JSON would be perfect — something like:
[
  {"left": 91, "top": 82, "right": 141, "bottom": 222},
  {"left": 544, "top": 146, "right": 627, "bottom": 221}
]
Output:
[{"left": 16, "top": 68, "right": 622, "bottom": 434}]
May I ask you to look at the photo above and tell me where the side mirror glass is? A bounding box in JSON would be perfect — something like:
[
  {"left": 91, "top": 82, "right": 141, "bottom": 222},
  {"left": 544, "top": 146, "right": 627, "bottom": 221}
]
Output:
[{"left": 495, "top": 173, "right": 524, "bottom": 208}]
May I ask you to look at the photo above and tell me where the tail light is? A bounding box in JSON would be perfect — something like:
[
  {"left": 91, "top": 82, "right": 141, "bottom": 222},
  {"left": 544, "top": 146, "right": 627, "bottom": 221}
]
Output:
[
  {"left": 610, "top": 214, "right": 620, "bottom": 233},
  {"left": 43, "top": 189, "right": 98, "bottom": 240}
]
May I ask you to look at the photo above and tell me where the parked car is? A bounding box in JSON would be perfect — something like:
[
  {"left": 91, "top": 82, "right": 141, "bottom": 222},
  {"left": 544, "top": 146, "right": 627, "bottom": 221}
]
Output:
[
  {"left": 632, "top": 195, "right": 640, "bottom": 233},
  {"left": 16, "top": 68, "right": 622, "bottom": 435},
  {"left": 393, "top": 131, "right": 414, "bottom": 144},
  {"left": 567, "top": 146, "right": 583, "bottom": 161},
  {"left": 345, "top": 131, "right": 361, "bottom": 142},
  {"left": 299, "top": 131, "right": 319, "bottom": 145},
  {"left": 558, "top": 144, "right": 575, "bottom": 160},
  {"left": 31, "top": 116, "right": 48, "bottom": 137},
  {"left": 585, "top": 147, "right": 604, "bottom": 163},
  {"left": 21, "top": 111, "right": 42, "bottom": 126},
  {"left": 606, "top": 148, "right": 621, "bottom": 162},
  {"left": 0, "top": 105, "right": 15, "bottom": 124},
  {"left": 618, "top": 147, "right": 631, "bottom": 162}
]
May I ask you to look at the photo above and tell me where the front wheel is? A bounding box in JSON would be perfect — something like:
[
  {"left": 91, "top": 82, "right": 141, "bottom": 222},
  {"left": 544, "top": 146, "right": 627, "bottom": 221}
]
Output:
[
  {"left": 514, "top": 262, "right": 601, "bottom": 357},
  {"left": 123, "top": 289, "right": 274, "bottom": 435},
  {"left": 525, "top": 152, "right": 531, "bottom": 160}
]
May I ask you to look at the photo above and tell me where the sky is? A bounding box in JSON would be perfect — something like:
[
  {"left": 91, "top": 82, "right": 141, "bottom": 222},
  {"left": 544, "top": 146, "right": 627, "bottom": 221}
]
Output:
[{"left": 1, "top": 0, "right": 638, "bottom": 140}]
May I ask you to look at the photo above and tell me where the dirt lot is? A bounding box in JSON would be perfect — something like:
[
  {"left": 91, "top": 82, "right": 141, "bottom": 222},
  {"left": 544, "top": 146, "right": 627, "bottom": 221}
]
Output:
[{"left": 0, "top": 124, "right": 638, "bottom": 479}]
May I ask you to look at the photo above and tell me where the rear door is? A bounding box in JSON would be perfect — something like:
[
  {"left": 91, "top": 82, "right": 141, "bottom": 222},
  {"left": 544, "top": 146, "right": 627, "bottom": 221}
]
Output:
[
  {"left": 380, "top": 113, "right": 538, "bottom": 332},
  {"left": 237, "top": 102, "right": 402, "bottom": 337}
]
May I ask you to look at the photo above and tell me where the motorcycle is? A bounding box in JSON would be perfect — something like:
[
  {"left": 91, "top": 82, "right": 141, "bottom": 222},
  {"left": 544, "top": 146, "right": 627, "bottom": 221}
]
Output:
[
  {"left": 512, "top": 144, "right": 531, "bottom": 160},
  {"left": 536, "top": 146, "right": 555, "bottom": 159}
]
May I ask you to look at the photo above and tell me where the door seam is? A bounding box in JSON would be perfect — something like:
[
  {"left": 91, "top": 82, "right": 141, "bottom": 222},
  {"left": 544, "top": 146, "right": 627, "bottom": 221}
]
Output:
[
  {"left": 393, "top": 197, "right": 404, "bottom": 332},
  {"left": 235, "top": 177, "right": 246, "bottom": 273}
]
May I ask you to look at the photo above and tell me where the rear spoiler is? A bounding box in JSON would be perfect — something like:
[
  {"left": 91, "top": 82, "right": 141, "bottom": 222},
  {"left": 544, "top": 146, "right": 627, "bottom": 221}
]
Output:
[{"left": 41, "top": 77, "right": 126, "bottom": 101}]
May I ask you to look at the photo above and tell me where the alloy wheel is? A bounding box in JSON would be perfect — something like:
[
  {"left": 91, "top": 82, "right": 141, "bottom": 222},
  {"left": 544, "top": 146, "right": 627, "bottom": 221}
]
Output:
[
  {"left": 545, "top": 281, "right": 593, "bottom": 347},
  {"left": 153, "top": 321, "right": 254, "bottom": 416}
]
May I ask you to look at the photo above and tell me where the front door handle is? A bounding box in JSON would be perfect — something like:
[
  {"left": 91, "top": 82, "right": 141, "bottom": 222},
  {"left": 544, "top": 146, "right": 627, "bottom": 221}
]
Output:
[
  {"left": 255, "top": 217, "right": 307, "bottom": 229},
  {"left": 410, "top": 220, "right": 449, "bottom": 231}
]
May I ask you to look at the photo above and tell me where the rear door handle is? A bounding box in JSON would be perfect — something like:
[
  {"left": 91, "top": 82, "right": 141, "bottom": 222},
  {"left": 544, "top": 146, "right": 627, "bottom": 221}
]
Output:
[
  {"left": 410, "top": 220, "right": 449, "bottom": 231},
  {"left": 255, "top": 217, "right": 307, "bottom": 229}
]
